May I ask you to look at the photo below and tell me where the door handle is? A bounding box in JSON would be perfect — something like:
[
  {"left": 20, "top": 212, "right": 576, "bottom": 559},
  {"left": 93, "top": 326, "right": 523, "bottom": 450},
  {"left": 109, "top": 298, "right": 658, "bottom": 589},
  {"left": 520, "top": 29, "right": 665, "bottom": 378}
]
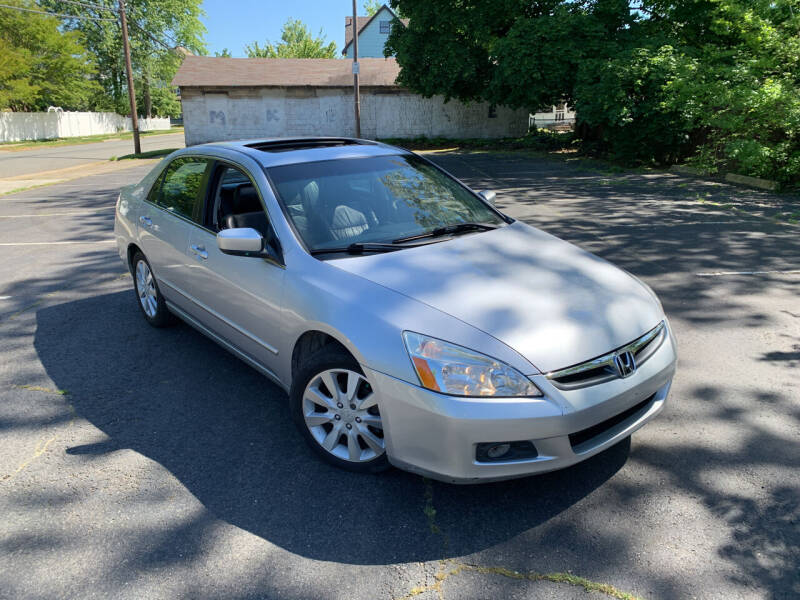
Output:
[
  {"left": 190, "top": 244, "right": 208, "bottom": 260},
  {"left": 139, "top": 216, "right": 153, "bottom": 228}
]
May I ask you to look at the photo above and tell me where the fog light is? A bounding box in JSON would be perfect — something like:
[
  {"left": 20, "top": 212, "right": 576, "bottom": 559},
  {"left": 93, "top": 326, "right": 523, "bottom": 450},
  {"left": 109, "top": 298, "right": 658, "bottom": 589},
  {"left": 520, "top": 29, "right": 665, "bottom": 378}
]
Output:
[
  {"left": 476, "top": 441, "right": 537, "bottom": 463},
  {"left": 487, "top": 443, "right": 511, "bottom": 459}
]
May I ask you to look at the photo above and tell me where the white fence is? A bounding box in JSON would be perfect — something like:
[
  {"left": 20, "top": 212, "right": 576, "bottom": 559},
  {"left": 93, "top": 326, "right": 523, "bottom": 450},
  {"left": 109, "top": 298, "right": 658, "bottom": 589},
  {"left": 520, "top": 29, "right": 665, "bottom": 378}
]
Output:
[{"left": 0, "top": 111, "right": 171, "bottom": 143}]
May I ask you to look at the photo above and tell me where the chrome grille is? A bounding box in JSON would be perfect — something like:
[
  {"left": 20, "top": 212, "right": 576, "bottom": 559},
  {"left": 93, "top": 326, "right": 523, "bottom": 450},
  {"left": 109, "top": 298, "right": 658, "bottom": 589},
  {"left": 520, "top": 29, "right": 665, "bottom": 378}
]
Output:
[{"left": 546, "top": 321, "right": 666, "bottom": 390}]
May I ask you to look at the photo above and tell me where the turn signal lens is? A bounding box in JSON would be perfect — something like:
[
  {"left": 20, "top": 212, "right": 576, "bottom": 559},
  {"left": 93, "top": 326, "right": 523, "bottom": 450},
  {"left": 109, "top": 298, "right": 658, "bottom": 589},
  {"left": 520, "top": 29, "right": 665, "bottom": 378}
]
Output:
[{"left": 403, "top": 332, "right": 542, "bottom": 397}]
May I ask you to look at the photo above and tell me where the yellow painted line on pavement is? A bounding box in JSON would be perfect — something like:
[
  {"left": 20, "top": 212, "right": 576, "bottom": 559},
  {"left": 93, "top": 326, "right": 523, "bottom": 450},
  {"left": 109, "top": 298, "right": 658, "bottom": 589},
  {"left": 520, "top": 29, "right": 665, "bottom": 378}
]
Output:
[
  {"left": 416, "top": 148, "right": 460, "bottom": 154},
  {"left": 0, "top": 240, "right": 115, "bottom": 246},
  {"left": 1, "top": 403, "right": 77, "bottom": 483},
  {"left": 1, "top": 160, "right": 109, "bottom": 181},
  {"left": 0, "top": 158, "right": 160, "bottom": 196},
  {"left": 0, "top": 209, "right": 114, "bottom": 218},
  {"left": 1, "top": 436, "right": 56, "bottom": 482}
]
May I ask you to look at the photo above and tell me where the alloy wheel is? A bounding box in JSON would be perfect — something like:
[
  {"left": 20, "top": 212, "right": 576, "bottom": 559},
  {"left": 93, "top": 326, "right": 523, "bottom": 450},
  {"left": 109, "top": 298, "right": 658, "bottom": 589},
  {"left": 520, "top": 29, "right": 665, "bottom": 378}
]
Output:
[
  {"left": 135, "top": 259, "right": 158, "bottom": 318},
  {"left": 302, "top": 368, "right": 385, "bottom": 462}
]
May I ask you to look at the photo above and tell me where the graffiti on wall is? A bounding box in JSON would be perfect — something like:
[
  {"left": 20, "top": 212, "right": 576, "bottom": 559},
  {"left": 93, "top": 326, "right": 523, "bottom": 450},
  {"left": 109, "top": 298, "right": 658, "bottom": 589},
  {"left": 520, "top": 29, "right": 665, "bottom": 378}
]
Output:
[{"left": 209, "top": 110, "right": 226, "bottom": 126}]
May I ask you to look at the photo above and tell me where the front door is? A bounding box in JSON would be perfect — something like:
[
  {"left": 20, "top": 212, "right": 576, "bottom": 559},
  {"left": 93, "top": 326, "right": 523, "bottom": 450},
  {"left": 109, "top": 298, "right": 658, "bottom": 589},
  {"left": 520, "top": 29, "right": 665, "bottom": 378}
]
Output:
[{"left": 185, "top": 162, "right": 286, "bottom": 376}]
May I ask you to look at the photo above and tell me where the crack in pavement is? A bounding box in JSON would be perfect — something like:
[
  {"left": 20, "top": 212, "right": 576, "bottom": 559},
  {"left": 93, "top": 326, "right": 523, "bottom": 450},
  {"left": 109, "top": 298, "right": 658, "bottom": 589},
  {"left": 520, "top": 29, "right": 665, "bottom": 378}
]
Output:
[
  {"left": 395, "top": 478, "right": 645, "bottom": 600},
  {"left": 1, "top": 391, "right": 76, "bottom": 482}
]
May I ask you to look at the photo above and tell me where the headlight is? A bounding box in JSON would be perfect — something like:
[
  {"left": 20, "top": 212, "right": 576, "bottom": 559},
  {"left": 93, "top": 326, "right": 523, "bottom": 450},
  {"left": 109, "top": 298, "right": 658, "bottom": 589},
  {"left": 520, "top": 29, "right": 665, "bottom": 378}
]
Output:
[{"left": 403, "top": 332, "right": 542, "bottom": 397}]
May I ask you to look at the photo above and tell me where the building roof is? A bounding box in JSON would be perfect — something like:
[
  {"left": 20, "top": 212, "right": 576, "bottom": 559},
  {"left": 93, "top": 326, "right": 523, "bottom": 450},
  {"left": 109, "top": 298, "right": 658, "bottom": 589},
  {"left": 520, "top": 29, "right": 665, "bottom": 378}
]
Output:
[
  {"left": 172, "top": 56, "right": 401, "bottom": 88},
  {"left": 342, "top": 4, "right": 408, "bottom": 55},
  {"left": 344, "top": 16, "right": 371, "bottom": 49}
]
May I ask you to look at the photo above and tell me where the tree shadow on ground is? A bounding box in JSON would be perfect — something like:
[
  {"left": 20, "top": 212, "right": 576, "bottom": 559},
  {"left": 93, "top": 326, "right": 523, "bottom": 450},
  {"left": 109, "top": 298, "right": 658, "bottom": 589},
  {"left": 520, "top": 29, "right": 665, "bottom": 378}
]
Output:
[
  {"left": 31, "top": 290, "right": 633, "bottom": 568},
  {"left": 6, "top": 151, "right": 798, "bottom": 598}
]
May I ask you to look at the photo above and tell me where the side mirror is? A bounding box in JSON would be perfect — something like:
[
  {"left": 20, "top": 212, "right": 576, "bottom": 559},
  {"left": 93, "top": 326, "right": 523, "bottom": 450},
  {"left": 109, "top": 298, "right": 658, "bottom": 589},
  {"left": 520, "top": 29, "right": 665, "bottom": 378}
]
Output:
[
  {"left": 479, "top": 190, "right": 497, "bottom": 206},
  {"left": 217, "top": 227, "right": 264, "bottom": 257}
]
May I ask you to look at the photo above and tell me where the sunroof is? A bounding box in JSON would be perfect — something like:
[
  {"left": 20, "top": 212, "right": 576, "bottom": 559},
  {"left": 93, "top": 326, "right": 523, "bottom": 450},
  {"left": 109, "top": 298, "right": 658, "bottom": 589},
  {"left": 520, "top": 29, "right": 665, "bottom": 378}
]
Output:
[{"left": 244, "top": 139, "right": 368, "bottom": 153}]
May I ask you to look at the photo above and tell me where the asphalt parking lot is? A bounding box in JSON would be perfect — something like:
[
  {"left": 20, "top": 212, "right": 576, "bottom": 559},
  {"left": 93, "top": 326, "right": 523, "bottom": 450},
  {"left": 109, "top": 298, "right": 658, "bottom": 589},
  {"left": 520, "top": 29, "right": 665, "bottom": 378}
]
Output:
[{"left": 1, "top": 151, "right": 798, "bottom": 600}]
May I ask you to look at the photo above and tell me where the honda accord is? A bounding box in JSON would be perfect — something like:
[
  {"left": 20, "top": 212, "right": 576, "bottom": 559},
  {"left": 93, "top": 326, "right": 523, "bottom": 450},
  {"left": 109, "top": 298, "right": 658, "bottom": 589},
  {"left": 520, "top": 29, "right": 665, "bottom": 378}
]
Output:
[{"left": 114, "top": 138, "right": 677, "bottom": 483}]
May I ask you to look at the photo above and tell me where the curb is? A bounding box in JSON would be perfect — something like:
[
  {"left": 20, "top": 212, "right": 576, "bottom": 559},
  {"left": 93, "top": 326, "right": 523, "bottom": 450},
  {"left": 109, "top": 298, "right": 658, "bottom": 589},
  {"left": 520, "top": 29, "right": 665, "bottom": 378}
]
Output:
[
  {"left": 0, "top": 159, "right": 160, "bottom": 196},
  {"left": 669, "top": 165, "right": 780, "bottom": 192},
  {"left": 724, "top": 173, "right": 779, "bottom": 192}
]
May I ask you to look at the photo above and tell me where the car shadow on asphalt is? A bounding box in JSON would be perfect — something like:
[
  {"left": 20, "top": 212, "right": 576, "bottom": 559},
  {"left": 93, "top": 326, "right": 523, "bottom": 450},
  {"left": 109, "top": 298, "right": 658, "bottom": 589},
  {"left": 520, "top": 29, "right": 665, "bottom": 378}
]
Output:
[{"left": 32, "top": 289, "right": 632, "bottom": 566}]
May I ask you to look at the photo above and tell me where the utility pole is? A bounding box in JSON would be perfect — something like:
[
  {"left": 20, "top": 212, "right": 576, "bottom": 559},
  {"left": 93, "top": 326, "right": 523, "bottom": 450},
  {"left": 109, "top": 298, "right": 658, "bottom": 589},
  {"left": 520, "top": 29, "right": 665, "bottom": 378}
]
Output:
[
  {"left": 119, "top": 0, "right": 141, "bottom": 155},
  {"left": 351, "top": 0, "right": 361, "bottom": 138}
]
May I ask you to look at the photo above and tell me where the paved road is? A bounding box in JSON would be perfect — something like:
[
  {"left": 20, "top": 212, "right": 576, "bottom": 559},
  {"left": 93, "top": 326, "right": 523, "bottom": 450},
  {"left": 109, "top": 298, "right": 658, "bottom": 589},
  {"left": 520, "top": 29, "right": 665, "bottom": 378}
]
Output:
[
  {"left": 0, "top": 132, "right": 185, "bottom": 178},
  {"left": 0, "top": 154, "right": 797, "bottom": 599}
]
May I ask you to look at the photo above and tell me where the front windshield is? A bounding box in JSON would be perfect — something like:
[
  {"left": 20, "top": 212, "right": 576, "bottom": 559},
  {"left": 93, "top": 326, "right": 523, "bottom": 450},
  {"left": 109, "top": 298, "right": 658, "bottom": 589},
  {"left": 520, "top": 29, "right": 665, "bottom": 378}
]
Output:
[{"left": 267, "top": 154, "right": 505, "bottom": 252}]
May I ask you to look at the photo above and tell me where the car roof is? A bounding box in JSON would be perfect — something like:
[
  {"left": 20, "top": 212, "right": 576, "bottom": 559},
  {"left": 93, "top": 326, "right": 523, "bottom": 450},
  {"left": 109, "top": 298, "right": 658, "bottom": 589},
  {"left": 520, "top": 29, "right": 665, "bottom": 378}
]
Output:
[{"left": 183, "top": 137, "right": 412, "bottom": 168}]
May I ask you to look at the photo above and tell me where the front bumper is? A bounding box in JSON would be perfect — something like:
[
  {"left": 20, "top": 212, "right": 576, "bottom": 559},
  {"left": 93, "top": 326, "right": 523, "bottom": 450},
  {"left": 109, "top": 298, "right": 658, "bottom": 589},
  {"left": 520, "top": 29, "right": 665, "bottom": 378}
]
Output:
[{"left": 367, "top": 325, "right": 677, "bottom": 483}]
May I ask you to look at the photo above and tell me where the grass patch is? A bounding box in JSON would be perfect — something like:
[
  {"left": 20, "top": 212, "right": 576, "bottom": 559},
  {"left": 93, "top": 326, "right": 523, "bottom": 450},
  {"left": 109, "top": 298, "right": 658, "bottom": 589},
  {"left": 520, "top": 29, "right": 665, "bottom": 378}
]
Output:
[
  {"left": 112, "top": 148, "right": 178, "bottom": 161},
  {"left": 0, "top": 127, "right": 183, "bottom": 152},
  {"left": 0, "top": 182, "right": 56, "bottom": 196}
]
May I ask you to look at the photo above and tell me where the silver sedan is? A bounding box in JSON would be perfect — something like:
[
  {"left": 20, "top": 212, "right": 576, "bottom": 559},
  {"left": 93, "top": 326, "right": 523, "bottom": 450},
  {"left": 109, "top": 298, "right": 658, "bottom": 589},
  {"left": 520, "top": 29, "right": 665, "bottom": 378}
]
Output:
[{"left": 114, "top": 138, "right": 677, "bottom": 483}]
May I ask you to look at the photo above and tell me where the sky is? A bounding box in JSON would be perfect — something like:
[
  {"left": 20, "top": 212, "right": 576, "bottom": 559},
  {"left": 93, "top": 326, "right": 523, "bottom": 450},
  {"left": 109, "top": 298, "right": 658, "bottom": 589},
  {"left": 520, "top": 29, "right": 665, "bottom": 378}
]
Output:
[{"left": 200, "top": 0, "right": 371, "bottom": 57}]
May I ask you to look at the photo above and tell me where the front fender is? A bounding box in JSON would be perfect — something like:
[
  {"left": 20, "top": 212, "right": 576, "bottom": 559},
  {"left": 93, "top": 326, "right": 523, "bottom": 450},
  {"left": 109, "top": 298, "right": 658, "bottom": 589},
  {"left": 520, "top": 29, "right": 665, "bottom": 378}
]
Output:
[{"left": 278, "top": 252, "right": 539, "bottom": 388}]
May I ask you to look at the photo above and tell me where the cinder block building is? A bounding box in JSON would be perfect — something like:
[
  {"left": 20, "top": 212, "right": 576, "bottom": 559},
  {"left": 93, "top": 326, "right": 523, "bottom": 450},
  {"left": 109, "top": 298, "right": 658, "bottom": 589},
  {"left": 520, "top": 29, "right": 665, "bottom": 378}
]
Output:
[{"left": 172, "top": 56, "right": 528, "bottom": 145}]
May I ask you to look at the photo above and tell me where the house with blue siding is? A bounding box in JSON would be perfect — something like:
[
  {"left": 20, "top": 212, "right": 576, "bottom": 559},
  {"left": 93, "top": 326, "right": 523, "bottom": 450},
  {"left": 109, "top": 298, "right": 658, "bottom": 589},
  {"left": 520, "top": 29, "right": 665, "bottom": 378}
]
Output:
[{"left": 342, "top": 4, "right": 408, "bottom": 59}]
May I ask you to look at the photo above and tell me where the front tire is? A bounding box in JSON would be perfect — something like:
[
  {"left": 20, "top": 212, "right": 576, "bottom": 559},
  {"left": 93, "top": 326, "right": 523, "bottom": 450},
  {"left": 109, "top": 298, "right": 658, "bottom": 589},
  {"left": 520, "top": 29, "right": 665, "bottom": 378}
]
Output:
[
  {"left": 131, "top": 251, "right": 173, "bottom": 328},
  {"left": 290, "top": 347, "right": 390, "bottom": 473}
]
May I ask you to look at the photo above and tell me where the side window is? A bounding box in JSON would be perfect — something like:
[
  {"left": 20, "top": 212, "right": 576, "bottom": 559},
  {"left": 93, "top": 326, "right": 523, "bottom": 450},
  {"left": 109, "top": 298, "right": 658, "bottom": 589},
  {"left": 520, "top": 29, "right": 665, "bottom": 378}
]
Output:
[
  {"left": 155, "top": 158, "right": 211, "bottom": 224},
  {"left": 210, "top": 165, "right": 270, "bottom": 238}
]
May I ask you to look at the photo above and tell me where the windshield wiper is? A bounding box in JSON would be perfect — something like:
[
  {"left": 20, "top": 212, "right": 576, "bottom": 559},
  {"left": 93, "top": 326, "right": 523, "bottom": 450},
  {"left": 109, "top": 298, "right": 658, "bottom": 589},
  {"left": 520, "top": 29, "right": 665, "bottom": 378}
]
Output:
[
  {"left": 392, "top": 222, "right": 498, "bottom": 244},
  {"left": 310, "top": 242, "right": 419, "bottom": 256}
]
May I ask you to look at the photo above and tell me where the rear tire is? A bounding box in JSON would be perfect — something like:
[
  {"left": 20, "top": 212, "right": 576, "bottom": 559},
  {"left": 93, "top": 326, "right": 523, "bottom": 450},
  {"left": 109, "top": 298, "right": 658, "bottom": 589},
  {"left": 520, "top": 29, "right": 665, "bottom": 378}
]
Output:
[
  {"left": 290, "top": 347, "right": 390, "bottom": 474},
  {"left": 131, "top": 251, "right": 173, "bottom": 328}
]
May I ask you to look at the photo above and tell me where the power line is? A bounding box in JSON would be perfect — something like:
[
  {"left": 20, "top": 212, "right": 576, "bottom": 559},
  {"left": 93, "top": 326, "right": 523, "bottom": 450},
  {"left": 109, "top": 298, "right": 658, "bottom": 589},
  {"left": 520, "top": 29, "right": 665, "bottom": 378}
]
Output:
[
  {"left": 53, "top": 0, "right": 117, "bottom": 13},
  {"left": 63, "top": 0, "right": 184, "bottom": 52},
  {"left": 1, "top": 1, "right": 185, "bottom": 59},
  {"left": 127, "top": 18, "right": 181, "bottom": 54},
  {"left": 134, "top": 16, "right": 179, "bottom": 47},
  {"left": 0, "top": 2, "right": 117, "bottom": 20}
]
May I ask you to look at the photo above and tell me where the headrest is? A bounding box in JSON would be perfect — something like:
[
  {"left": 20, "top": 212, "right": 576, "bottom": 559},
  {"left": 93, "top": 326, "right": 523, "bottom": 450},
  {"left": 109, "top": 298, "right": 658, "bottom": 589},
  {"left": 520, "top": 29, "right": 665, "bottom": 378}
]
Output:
[
  {"left": 234, "top": 185, "right": 262, "bottom": 213},
  {"left": 303, "top": 181, "right": 319, "bottom": 205}
]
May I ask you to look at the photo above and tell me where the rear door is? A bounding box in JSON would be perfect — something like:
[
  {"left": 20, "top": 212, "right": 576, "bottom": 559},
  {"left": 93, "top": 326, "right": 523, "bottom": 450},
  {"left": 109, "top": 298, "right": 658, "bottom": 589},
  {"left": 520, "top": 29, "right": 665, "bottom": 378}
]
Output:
[
  {"left": 138, "top": 156, "right": 212, "bottom": 312},
  {"left": 185, "top": 161, "right": 286, "bottom": 376}
]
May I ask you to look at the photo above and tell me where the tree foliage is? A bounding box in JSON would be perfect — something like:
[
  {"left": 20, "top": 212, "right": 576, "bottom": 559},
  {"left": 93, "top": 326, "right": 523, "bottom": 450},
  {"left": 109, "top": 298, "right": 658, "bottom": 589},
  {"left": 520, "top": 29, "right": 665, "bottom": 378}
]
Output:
[
  {"left": 245, "top": 18, "right": 337, "bottom": 59},
  {"left": 387, "top": 0, "right": 800, "bottom": 186},
  {"left": 364, "top": 0, "right": 383, "bottom": 16},
  {"left": 0, "top": 0, "right": 100, "bottom": 111},
  {"left": 40, "top": 0, "right": 206, "bottom": 117}
]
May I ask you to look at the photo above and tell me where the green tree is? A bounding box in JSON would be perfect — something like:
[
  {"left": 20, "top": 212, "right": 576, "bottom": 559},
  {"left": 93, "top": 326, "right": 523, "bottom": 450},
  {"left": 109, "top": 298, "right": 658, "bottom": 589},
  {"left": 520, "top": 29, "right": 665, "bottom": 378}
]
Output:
[
  {"left": 214, "top": 48, "right": 232, "bottom": 57},
  {"left": 245, "top": 18, "right": 337, "bottom": 58},
  {"left": 0, "top": 0, "right": 99, "bottom": 111},
  {"left": 386, "top": 0, "right": 800, "bottom": 186},
  {"left": 364, "top": 0, "right": 383, "bottom": 15},
  {"left": 41, "top": 0, "right": 206, "bottom": 117}
]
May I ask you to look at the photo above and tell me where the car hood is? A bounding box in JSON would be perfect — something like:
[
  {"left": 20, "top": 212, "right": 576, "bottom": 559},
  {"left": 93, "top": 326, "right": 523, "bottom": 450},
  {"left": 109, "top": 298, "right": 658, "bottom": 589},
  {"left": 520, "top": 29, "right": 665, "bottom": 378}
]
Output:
[{"left": 328, "top": 221, "right": 663, "bottom": 373}]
